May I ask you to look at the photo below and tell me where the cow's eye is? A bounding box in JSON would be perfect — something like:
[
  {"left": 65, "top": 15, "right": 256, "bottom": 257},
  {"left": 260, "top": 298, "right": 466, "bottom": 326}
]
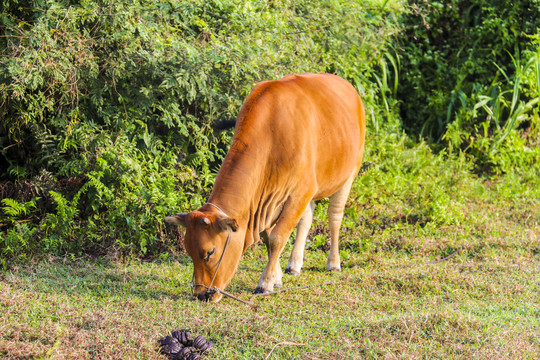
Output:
[{"left": 205, "top": 248, "right": 215, "bottom": 262}]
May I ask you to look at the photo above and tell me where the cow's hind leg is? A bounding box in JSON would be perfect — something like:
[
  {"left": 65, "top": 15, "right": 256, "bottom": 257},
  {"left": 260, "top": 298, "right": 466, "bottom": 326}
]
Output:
[
  {"left": 327, "top": 173, "right": 357, "bottom": 272},
  {"left": 286, "top": 200, "right": 315, "bottom": 275}
]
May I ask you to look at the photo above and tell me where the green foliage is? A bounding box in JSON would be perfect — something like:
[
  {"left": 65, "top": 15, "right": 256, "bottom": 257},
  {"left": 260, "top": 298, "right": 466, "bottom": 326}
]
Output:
[
  {"left": 1, "top": 223, "right": 36, "bottom": 261},
  {"left": 1, "top": 198, "right": 38, "bottom": 218},
  {"left": 351, "top": 132, "right": 478, "bottom": 233},
  {"left": 0, "top": 198, "right": 39, "bottom": 258},
  {"left": 443, "top": 41, "right": 540, "bottom": 176},
  {"left": 0, "top": 0, "right": 403, "bottom": 259},
  {"left": 397, "top": 0, "right": 540, "bottom": 142}
]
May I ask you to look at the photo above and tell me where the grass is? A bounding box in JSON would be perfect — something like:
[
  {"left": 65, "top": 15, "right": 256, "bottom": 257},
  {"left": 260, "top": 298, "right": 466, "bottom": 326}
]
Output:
[
  {"left": 1, "top": 190, "right": 539, "bottom": 359},
  {"left": 1, "top": 139, "right": 540, "bottom": 359}
]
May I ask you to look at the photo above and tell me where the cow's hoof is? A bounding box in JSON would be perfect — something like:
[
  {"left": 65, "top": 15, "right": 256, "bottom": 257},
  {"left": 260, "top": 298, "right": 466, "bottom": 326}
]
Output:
[
  {"left": 285, "top": 267, "right": 301, "bottom": 276},
  {"left": 254, "top": 286, "right": 270, "bottom": 294},
  {"left": 326, "top": 266, "right": 341, "bottom": 272}
]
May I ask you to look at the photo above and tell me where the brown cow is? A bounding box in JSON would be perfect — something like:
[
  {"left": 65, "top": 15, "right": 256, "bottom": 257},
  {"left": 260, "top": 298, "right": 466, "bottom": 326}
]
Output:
[{"left": 166, "top": 73, "right": 366, "bottom": 302}]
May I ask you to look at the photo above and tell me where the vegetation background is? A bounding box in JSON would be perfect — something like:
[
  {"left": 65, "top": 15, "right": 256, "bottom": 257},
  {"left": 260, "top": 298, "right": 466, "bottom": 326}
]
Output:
[{"left": 1, "top": 0, "right": 539, "bottom": 359}]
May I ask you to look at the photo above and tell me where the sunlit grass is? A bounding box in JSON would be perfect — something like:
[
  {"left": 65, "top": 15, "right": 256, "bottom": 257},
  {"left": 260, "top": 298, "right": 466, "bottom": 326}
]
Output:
[
  {"left": 1, "top": 182, "right": 539, "bottom": 359},
  {"left": 2, "top": 128, "right": 539, "bottom": 359},
  {"left": 2, "top": 131, "right": 540, "bottom": 359}
]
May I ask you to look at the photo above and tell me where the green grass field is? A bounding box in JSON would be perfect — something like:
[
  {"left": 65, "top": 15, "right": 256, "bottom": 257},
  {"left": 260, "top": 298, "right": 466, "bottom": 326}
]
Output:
[
  {"left": 2, "top": 173, "right": 539, "bottom": 359},
  {"left": 1, "top": 1, "right": 539, "bottom": 358}
]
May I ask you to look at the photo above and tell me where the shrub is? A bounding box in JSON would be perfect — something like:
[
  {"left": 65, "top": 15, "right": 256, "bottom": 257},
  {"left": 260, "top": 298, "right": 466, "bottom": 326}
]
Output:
[
  {"left": 0, "top": 0, "right": 404, "bottom": 259},
  {"left": 396, "top": 0, "right": 540, "bottom": 141}
]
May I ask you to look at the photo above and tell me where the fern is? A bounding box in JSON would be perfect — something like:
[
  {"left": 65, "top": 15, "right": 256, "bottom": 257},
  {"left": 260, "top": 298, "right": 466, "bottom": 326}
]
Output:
[{"left": 1, "top": 198, "right": 38, "bottom": 218}]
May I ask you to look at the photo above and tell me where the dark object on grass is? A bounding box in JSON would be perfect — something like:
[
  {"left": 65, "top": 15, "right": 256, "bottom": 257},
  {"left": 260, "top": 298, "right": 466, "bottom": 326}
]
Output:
[
  {"left": 172, "top": 330, "right": 192, "bottom": 346},
  {"left": 158, "top": 336, "right": 183, "bottom": 356},
  {"left": 158, "top": 330, "right": 213, "bottom": 359},
  {"left": 196, "top": 340, "right": 213, "bottom": 352},
  {"left": 192, "top": 335, "right": 207, "bottom": 349},
  {"left": 176, "top": 347, "right": 194, "bottom": 358}
]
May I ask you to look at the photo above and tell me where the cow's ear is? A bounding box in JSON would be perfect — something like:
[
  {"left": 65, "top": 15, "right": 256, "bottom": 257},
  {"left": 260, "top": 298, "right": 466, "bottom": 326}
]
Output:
[
  {"left": 165, "top": 213, "right": 188, "bottom": 227},
  {"left": 218, "top": 217, "right": 238, "bottom": 232}
]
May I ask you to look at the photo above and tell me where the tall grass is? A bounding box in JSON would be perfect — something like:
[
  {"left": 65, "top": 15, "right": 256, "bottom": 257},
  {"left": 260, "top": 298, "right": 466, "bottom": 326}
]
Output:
[
  {"left": 444, "top": 44, "right": 540, "bottom": 176},
  {"left": 475, "top": 53, "right": 539, "bottom": 145}
]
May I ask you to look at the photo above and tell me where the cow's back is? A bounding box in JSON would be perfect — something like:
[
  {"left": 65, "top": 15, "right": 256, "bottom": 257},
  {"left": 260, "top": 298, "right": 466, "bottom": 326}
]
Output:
[{"left": 236, "top": 73, "right": 365, "bottom": 200}]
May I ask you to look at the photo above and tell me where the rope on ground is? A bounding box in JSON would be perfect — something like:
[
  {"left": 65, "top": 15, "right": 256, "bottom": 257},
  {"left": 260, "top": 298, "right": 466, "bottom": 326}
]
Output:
[
  {"left": 211, "top": 287, "right": 255, "bottom": 307},
  {"left": 249, "top": 281, "right": 336, "bottom": 302},
  {"left": 218, "top": 248, "right": 462, "bottom": 307}
]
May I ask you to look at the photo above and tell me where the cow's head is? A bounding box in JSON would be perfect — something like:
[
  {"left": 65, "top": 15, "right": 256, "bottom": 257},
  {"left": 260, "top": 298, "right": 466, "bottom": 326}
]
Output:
[{"left": 165, "top": 206, "right": 241, "bottom": 302}]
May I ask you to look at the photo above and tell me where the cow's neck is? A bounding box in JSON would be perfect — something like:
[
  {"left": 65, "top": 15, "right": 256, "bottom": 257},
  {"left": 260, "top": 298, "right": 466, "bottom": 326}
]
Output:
[
  {"left": 207, "top": 94, "right": 277, "bottom": 250},
  {"left": 207, "top": 141, "right": 264, "bottom": 228},
  {"left": 207, "top": 124, "right": 272, "bottom": 251}
]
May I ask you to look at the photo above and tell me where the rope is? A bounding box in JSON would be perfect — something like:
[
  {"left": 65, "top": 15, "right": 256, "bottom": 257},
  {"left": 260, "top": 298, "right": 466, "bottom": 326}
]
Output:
[
  {"left": 200, "top": 248, "right": 463, "bottom": 307},
  {"left": 188, "top": 202, "right": 234, "bottom": 299},
  {"left": 205, "top": 202, "right": 230, "bottom": 218},
  {"left": 194, "top": 199, "right": 463, "bottom": 306}
]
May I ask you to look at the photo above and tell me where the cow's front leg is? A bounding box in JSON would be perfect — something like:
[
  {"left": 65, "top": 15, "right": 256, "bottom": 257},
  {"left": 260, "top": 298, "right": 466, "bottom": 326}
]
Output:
[
  {"left": 258, "top": 229, "right": 283, "bottom": 292},
  {"left": 255, "top": 197, "right": 312, "bottom": 294},
  {"left": 255, "top": 233, "right": 288, "bottom": 294}
]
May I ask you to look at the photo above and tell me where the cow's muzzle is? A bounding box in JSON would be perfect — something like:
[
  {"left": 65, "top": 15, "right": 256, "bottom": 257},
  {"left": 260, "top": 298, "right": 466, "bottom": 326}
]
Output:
[
  {"left": 196, "top": 291, "right": 214, "bottom": 302},
  {"left": 196, "top": 286, "right": 223, "bottom": 302}
]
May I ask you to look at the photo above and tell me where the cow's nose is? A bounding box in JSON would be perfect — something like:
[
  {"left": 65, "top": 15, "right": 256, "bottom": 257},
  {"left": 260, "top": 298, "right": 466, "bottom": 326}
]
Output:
[
  {"left": 197, "top": 292, "right": 207, "bottom": 301},
  {"left": 197, "top": 291, "right": 215, "bottom": 302}
]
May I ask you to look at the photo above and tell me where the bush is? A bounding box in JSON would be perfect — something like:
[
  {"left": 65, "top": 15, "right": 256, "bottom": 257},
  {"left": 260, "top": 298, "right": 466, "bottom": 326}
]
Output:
[
  {"left": 0, "top": 0, "right": 403, "bottom": 260},
  {"left": 443, "top": 38, "right": 540, "bottom": 176},
  {"left": 396, "top": 0, "right": 540, "bottom": 176},
  {"left": 397, "top": 0, "right": 540, "bottom": 137}
]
